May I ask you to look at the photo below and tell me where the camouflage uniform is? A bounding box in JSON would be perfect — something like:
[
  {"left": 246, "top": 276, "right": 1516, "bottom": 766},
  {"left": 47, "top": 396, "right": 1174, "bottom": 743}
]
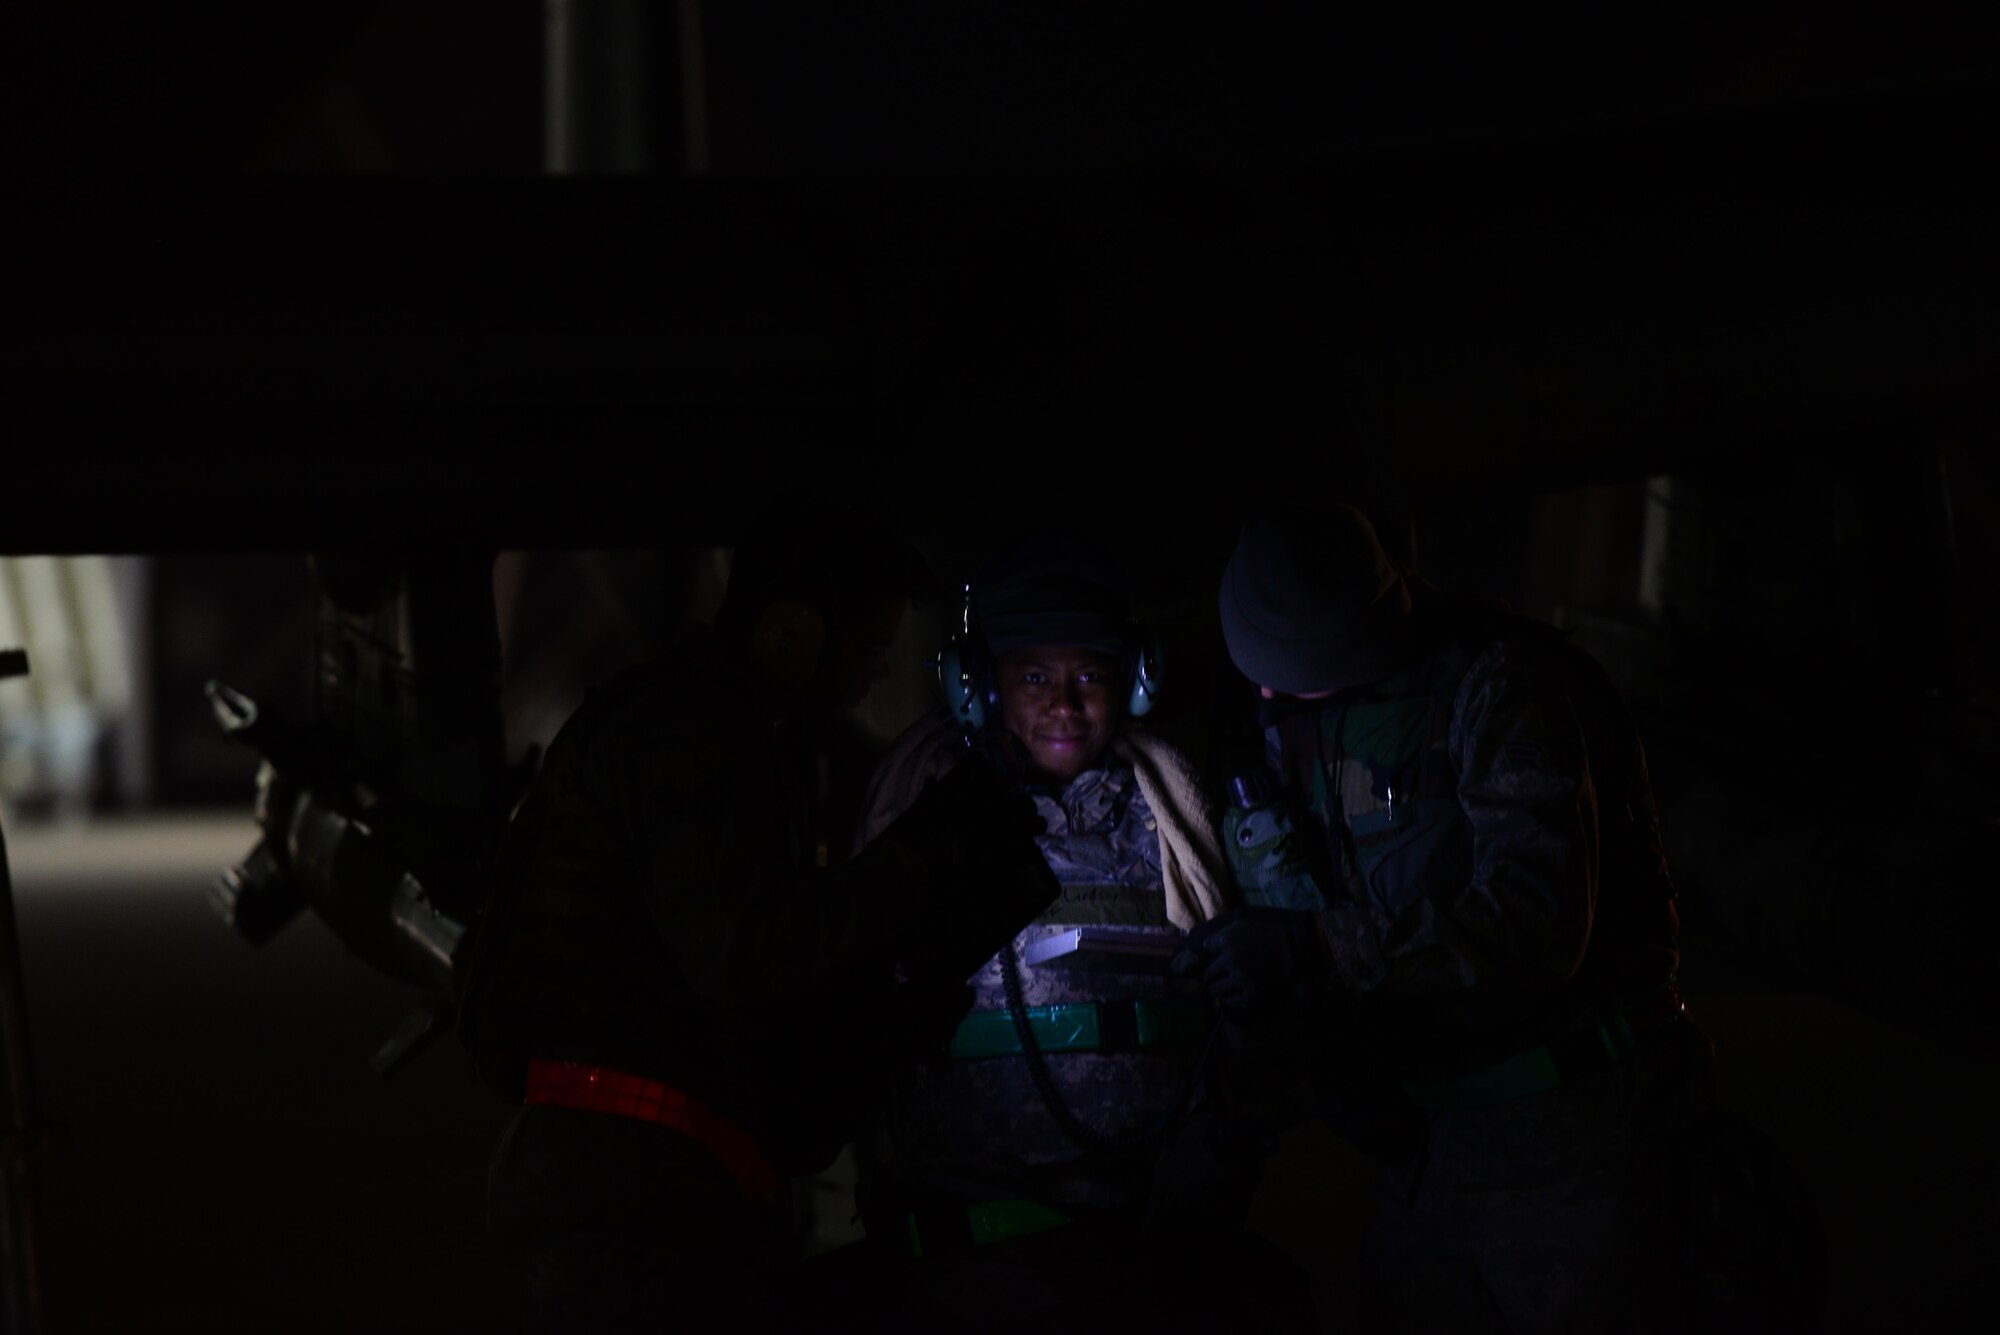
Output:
[
  {"left": 863, "top": 761, "right": 1194, "bottom": 1213},
  {"left": 852, "top": 758, "right": 1315, "bottom": 1334},
  {"left": 1266, "top": 606, "right": 1714, "bottom": 1334}
]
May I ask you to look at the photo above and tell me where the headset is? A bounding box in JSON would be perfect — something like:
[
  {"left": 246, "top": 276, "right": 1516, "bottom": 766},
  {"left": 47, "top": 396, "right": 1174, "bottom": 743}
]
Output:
[{"left": 934, "top": 582, "right": 1163, "bottom": 732}]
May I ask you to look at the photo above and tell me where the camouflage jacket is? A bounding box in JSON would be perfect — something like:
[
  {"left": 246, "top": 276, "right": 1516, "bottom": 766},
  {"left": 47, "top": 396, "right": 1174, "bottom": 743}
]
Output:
[
  {"left": 861, "top": 759, "right": 1205, "bottom": 1215},
  {"left": 1269, "top": 607, "right": 1679, "bottom": 1078}
]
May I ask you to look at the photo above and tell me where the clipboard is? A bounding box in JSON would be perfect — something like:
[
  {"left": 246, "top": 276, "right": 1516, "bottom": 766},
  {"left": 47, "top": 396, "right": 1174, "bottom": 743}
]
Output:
[{"left": 1019, "top": 925, "right": 1183, "bottom": 975}]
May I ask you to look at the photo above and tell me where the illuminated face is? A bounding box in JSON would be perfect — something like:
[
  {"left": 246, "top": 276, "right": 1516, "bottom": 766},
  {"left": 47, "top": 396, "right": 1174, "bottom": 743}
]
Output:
[{"left": 995, "top": 645, "right": 1122, "bottom": 782}]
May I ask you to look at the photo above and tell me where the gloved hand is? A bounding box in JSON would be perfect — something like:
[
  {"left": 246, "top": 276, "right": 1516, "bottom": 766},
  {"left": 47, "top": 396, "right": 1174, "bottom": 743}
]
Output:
[
  {"left": 886, "top": 977, "right": 978, "bottom": 1062},
  {"left": 872, "top": 750, "right": 1062, "bottom": 991},
  {"left": 873, "top": 749, "right": 1046, "bottom": 882},
  {"left": 1171, "top": 906, "right": 1325, "bottom": 1023}
]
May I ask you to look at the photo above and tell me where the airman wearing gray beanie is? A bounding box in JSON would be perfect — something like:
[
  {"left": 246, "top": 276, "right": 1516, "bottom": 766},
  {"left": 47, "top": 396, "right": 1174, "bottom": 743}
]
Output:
[{"left": 1217, "top": 506, "right": 1417, "bottom": 697}]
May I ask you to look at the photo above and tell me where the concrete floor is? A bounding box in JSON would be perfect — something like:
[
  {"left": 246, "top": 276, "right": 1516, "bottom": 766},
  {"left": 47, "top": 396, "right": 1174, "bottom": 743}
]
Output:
[{"left": 5, "top": 814, "right": 1993, "bottom": 1333}]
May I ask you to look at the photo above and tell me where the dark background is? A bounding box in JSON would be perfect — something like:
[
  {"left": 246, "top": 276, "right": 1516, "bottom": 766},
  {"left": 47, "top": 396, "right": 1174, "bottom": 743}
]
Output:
[{"left": 5, "top": 3, "right": 1998, "bottom": 1331}]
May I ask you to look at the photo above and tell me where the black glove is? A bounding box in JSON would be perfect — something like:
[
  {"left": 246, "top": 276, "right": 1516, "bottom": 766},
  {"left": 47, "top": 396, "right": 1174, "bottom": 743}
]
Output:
[
  {"left": 873, "top": 749, "right": 1046, "bottom": 882},
  {"left": 886, "top": 977, "right": 978, "bottom": 1062},
  {"left": 1171, "top": 906, "right": 1324, "bottom": 1023},
  {"left": 872, "top": 751, "right": 1062, "bottom": 990}
]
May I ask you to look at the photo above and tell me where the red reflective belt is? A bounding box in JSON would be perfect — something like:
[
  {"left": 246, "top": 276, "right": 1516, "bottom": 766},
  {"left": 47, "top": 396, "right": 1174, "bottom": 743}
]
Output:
[{"left": 522, "top": 1060, "right": 780, "bottom": 1201}]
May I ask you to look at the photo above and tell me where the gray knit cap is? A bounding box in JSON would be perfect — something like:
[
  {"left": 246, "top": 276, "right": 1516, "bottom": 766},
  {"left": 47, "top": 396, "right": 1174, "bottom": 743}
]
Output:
[{"left": 1218, "top": 507, "right": 1415, "bottom": 695}]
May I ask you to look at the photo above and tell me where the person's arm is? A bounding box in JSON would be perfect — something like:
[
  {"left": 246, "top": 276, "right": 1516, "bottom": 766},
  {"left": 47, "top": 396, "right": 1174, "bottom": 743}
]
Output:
[
  {"left": 610, "top": 699, "right": 1042, "bottom": 1010},
  {"left": 1317, "top": 641, "right": 1599, "bottom": 996}
]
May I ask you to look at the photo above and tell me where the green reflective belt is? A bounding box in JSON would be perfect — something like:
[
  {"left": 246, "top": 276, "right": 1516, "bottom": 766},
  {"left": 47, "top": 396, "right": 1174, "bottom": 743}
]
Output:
[
  {"left": 1401, "top": 978, "right": 1685, "bottom": 1113},
  {"left": 896, "top": 1199, "right": 1073, "bottom": 1259},
  {"left": 945, "top": 1000, "right": 1209, "bottom": 1060}
]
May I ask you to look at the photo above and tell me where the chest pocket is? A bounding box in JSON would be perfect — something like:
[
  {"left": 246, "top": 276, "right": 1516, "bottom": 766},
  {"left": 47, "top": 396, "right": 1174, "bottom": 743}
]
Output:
[
  {"left": 1323, "top": 695, "right": 1471, "bottom": 915},
  {"left": 1361, "top": 797, "right": 1474, "bottom": 916}
]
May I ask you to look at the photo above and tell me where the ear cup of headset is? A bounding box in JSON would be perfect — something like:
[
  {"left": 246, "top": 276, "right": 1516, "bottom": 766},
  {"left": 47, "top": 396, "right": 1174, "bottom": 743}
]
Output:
[
  {"left": 937, "top": 583, "right": 998, "bottom": 732},
  {"left": 935, "top": 635, "right": 1000, "bottom": 731},
  {"left": 1126, "top": 633, "right": 1164, "bottom": 718},
  {"left": 748, "top": 598, "right": 828, "bottom": 689}
]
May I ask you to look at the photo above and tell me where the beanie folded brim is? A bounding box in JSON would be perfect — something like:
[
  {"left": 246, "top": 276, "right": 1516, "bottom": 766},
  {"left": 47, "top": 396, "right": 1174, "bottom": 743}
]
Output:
[
  {"left": 982, "top": 607, "right": 1131, "bottom": 658},
  {"left": 1218, "top": 517, "right": 1416, "bottom": 696}
]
